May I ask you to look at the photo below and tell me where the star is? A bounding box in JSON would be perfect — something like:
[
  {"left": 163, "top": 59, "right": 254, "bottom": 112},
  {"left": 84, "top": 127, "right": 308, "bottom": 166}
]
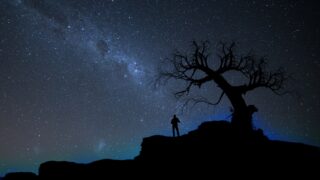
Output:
[{"left": 0, "top": 0, "right": 319, "bottom": 176}]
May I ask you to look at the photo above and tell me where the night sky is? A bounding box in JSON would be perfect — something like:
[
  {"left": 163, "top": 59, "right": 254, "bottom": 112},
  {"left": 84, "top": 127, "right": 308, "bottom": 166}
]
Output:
[{"left": 1, "top": 0, "right": 320, "bottom": 175}]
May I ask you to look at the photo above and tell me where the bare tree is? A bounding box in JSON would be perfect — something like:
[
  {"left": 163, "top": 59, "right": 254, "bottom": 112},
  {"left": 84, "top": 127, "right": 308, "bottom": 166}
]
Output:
[{"left": 158, "top": 41, "right": 287, "bottom": 133}]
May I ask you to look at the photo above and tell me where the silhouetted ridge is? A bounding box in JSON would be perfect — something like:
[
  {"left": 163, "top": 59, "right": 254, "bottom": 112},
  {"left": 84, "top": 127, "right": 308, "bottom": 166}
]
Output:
[
  {"left": 3, "top": 172, "right": 37, "bottom": 180},
  {"left": 3, "top": 120, "right": 320, "bottom": 179},
  {"left": 135, "top": 120, "right": 270, "bottom": 161},
  {"left": 136, "top": 121, "right": 319, "bottom": 162},
  {"left": 38, "top": 159, "right": 134, "bottom": 178}
]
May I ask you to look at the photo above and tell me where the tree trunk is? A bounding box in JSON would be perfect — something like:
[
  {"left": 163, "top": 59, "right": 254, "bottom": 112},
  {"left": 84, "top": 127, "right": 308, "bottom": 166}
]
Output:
[
  {"left": 211, "top": 73, "right": 253, "bottom": 132},
  {"left": 224, "top": 88, "right": 253, "bottom": 133}
]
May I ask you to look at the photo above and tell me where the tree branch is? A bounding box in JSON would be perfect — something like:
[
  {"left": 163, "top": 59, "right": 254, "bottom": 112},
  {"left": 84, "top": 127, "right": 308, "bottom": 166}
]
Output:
[
  {"left": 181, "top": 91, "right": 225, "bottom": 110},
  {"left": 156, "top": 40, "right": 288, "bottom": 111}
]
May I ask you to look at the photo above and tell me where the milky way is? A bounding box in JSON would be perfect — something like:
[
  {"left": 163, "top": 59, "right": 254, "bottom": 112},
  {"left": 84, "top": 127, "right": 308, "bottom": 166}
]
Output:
[{"left": 0, "top": 0, "right": 320, "bottom": 175}]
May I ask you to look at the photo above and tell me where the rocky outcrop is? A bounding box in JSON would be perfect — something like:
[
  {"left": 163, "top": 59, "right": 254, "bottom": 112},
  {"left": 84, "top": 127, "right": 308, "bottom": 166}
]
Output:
[{"left": 4, "top": 120, "right": 320, "bottom": 179}]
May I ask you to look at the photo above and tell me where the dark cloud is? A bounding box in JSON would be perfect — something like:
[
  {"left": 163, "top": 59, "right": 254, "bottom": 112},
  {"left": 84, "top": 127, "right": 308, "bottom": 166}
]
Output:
[
  {"left": 96, "top": 40, "right": 109, "bottom": 57},
  {"left": 0, "top": 0, "right": 319, "bottom": 176}
]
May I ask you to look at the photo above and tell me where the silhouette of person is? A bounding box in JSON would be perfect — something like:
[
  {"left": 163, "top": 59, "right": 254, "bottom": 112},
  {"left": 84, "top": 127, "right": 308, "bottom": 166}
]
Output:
[{"left": 171, "top": 114, "right": 180, "bottom": 137}]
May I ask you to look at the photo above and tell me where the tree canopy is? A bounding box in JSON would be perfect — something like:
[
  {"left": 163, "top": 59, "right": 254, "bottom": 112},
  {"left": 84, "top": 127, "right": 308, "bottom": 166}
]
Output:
[{"left": 158, "top": 41, "right": 288, "bottom": 132}]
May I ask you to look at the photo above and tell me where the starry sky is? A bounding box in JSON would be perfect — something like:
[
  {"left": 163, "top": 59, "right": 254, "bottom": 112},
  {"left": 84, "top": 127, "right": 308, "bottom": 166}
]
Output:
[{"left": 1, "top": 0, "right": 320, "bottom": 175}]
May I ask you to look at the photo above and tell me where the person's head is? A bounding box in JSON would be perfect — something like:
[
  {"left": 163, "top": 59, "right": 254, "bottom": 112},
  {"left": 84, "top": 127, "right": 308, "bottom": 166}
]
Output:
[{"left": 173, "top": 114, "right": 176, "bottom": 118}]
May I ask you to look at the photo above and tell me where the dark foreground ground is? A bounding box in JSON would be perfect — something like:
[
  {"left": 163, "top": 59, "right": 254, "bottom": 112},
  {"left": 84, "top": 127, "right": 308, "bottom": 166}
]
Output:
[{"left": 3, "top": 121, "right": 320, "bottom": 179}]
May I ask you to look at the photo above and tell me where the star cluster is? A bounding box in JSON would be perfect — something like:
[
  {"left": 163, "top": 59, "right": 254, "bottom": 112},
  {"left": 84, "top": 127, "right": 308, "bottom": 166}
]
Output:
[{"left": 0, "top": 0, "right": 319, "bottom": 175}]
